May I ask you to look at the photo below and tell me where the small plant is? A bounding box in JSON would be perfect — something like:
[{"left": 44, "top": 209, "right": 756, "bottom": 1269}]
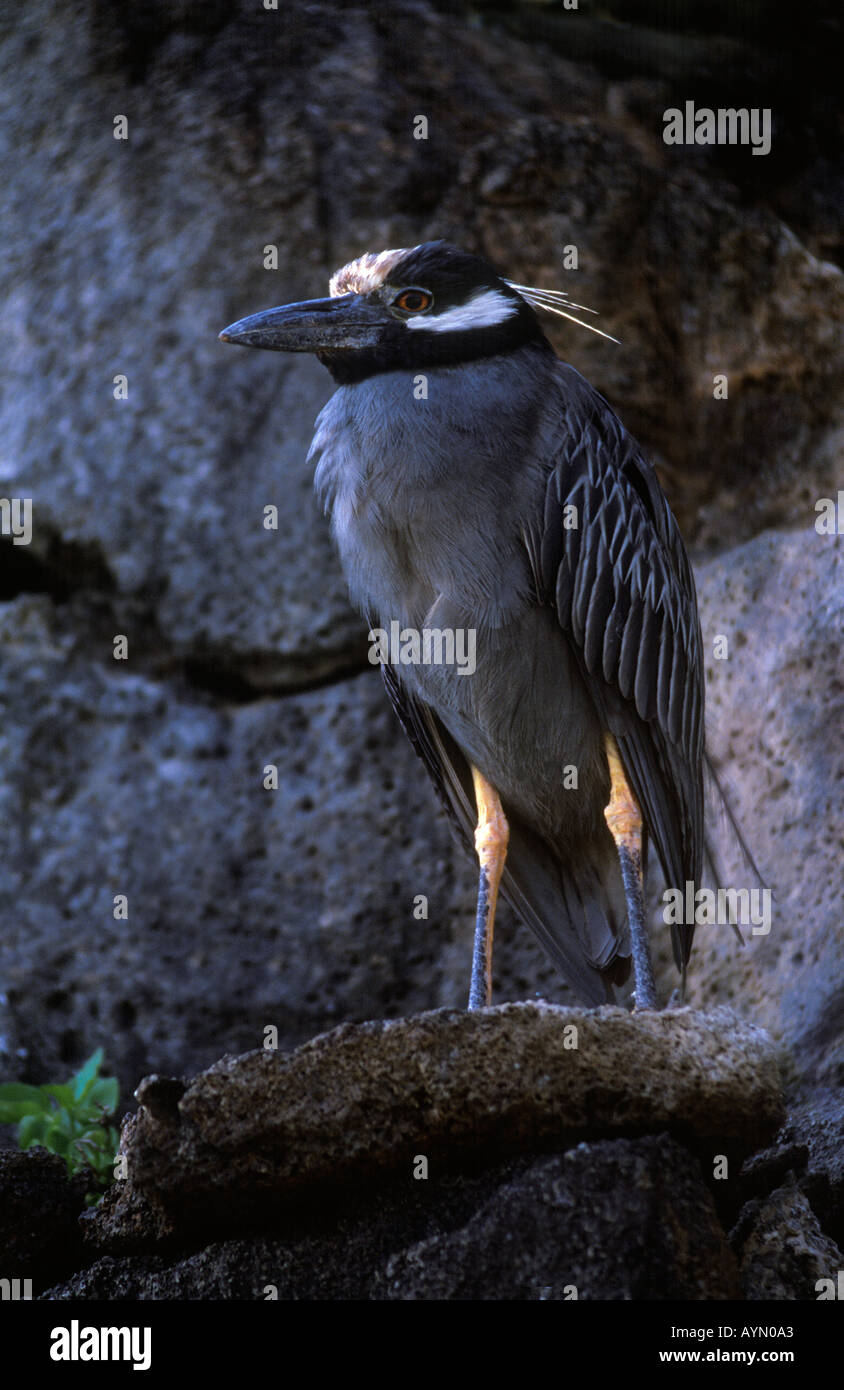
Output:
[{"left": 0, "top": 1048, "right": 120, "bottom": 1203}]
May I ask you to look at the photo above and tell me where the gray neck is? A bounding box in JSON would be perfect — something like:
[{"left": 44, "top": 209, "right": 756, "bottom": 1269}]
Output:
[{"left": 308, "top": 343, "right": 558, "bottom": 631}]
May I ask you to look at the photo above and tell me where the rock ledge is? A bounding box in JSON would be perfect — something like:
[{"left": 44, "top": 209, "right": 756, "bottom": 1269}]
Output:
[{"left": 99, "top": 1003, "right": 783, "bottom": 1240}]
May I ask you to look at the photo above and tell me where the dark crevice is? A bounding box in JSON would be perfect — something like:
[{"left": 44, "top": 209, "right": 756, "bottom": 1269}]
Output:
[
  {"left": 0, "top": 537, "right": 369, "bottom": 705},
  {"left": 179, "top": 650, "right": 370, "bottom": 704},
  {"left": 179, "top": 656, "right": 277, "bottom": 704},
  {"left": 0, "top": 534, "right": 115, "bottom": 602},
  {"left": 89, "top": 0, "right": 232, "bottom": 85}
]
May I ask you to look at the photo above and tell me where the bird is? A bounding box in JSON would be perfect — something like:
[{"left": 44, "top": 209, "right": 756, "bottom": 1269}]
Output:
[{"left": 219, "top": 239, "right": 711, "bottom": 1011}]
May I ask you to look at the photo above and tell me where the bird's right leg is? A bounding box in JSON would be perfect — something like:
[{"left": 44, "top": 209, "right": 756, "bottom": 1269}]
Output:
[
  {"left": 468, "top": 765, "right": 509, "bottom": 1010},
  {"left": 602, "top": 734, "right": 658, "bottom": 1010}
]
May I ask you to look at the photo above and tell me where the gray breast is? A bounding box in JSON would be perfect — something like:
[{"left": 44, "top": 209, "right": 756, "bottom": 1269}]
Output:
[
  {"left": 308, "top": 346, "right": 605, "bottom": 841},
  {"left": 309, "top": 347, "right": 551, "bottom": 626}
]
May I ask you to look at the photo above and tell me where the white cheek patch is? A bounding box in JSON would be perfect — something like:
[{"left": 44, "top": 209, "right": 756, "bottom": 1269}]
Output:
[{"left": 406, "top": 288, "right": 520, "bottom": 332}]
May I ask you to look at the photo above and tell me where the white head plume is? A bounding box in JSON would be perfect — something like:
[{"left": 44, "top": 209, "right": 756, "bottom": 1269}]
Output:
[{"left": 504, "top": 280, "right": 620, "bottom": 344}]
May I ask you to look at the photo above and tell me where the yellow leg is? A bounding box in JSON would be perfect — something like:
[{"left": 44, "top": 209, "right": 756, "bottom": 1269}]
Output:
[
  {"left": 468, "top": 765, "right": 509, "bottom": 1010},
  {"left": 603, "top": 734, "right": 657, "bottom": 1009}
]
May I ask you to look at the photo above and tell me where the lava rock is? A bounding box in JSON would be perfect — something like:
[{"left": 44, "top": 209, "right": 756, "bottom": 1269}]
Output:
[
  {"left": 738, "top": 1183, "right": 844, "bottom": 1301},
  {"left": 47, "top": 1138, "right": 740, "bottom": 1300},
  {"left": 86, "top": 1003, "right": 782, "bottom": 1241},
  {"left": 0, "top": 1149, "right": 88, "bottom": 1289},
  {"left": 379, "top": 1136, "right": 741, "bottom": 1300}
]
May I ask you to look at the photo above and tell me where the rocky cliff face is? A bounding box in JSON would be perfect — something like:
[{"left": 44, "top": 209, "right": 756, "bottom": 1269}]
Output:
[{"left": 0, "top": 0, "right": 840, "bottom": 1299}]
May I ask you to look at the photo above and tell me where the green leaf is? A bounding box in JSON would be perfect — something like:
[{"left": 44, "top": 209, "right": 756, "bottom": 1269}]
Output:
[
  {"left": 78, "top": 1123, "right": 109, "bottom": 1144},
  {"left": 0, "top": 1083, "right": 51, "bottom": 1122},
  {"left": 2, "top": 1054, "right": 119, "bottom": 1196},
  {"left": 52, "top": 1109, "right": 79, "bottom": 1139},
  {"left": 85, "top": 1077, "right": 119, "bottom": 1114},
  {"left": 72, "top": 1049, "right": 104, "bottom": 1101},
  {"left": 43, "top": 1127, "right": 71, "bottom": 1158},
  {"left": 41, "top": 1082, "right": 77, "bottom": 1110},
  {"left": 17, "top": 1113, "right": 51, "bottom": 1148},
  {"left": 73, "top": 1126, "right": 117, "bottom": 1184}
]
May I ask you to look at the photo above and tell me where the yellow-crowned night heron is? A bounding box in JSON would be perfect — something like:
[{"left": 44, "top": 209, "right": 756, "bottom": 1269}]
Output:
[{"left": 220, "top": 240, "right": 709, "bottom": 1011}]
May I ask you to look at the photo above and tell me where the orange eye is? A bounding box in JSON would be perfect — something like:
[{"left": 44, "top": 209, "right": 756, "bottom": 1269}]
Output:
[{"left": 393, "top": 288, "right": 433, "bottom": 313}]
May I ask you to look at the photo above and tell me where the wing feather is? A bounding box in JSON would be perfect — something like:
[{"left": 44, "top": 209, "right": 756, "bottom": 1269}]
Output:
[{"left": 533, "top": 364, "right": 705, "bottom": 970}]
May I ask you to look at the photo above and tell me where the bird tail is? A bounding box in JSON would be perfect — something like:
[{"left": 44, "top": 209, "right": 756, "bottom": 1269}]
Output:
[
  {"left": 424, "top": 708, "right": 632, "bottom": 1004},
  {"left": 499, "top": 817, "right": 632, "bottom": 1005}
]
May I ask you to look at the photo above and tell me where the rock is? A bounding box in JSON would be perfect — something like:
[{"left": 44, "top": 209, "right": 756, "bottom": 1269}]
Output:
[
  {"left": 50, "top": 1159, "right": 536, "bottom": 1299},
  {"left": 682, "top": 529, "right": 844, "bottom": 1092},
  {"left": 1, "top": 0, "right": 838, "bottom": 687},
  {"left": 47, "top": 1137, "right": 741, "bottom": 1300},
  {"left": 86, "top": 1004, "right": 782, "bottom": 1241},
  {"left": 45, "top": 1253, "right": 174, "bottom": 1302},
  {"left": 379, "top": 1137, "right": 741, "bottom": 1300},
  {"left": 0, "top": 595, "right": 571, "bottom": 1102},
  {"left": 2, "top": 2, "right": 365, "bottom": 686},
  {"left": 80, "top": 1179, "right": 176, "bottom": 1258},
  {"left": 777, "top": 1091, "right": 844, "bottom": 1249},
  {"left": 737, "top": 1183, "right": 844, "bottom": 1301},
  {"left": 490, "top": 3, "right": 843, "bottom": 265},
  {"left": 0, "top": 1149, "right": 88, "bottom": 1287}
]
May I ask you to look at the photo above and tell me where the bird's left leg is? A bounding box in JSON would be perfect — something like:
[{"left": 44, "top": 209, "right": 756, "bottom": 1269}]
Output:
[
  {"left": 602, "top": 734, "right": 658, "bottom": 1010},
  {"left": 468, "top": 765, "right": 509, "bottom": 1010}
]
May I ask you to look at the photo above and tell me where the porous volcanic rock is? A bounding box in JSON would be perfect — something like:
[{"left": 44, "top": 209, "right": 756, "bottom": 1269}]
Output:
[{"left": 88, "top": 1003, "right": 783, "bottom": 1240}]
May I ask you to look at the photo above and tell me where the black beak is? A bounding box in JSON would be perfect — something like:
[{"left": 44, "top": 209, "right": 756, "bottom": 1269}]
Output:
[{"left": 219, "top": 293, "right": 387, "bottom": 353}]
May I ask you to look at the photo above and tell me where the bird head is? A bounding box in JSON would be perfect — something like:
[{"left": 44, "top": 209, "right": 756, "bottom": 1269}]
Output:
[{"left": 219, "top": 240, "right": 616, "bottom": 384}]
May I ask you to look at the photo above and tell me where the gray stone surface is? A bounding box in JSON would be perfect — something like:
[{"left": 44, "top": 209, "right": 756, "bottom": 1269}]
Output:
[
  {"left": 1, "top": 594, "right": 550, "bottom": 1098},
  {"left": 741, "top": 1089, "right": 844, "bottom": 1250},
  {"left": 1, "top": 3, "right": 361, "bottom": 684},
  {"left": 379, "top": 1137, "right": 741, "bottom": 1301},
  {"left": 85, "top": 1004, "right": 782, "bottom": 1240},
  {"left": 738, "top": 1183, "right": 844, "bottom": 1301},
  {"left": 681, "top": 530, "right": 844, "bottom": 1089}
]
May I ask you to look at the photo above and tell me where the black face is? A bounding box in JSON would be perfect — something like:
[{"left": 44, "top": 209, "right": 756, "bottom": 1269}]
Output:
[{"left": 219, "top": 241, "right": 553, "bottom": 385}]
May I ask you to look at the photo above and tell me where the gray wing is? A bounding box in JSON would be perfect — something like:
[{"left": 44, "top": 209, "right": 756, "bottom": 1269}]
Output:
[{"left": 529, "top": 363, "right": 705, "bottom": 970}]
